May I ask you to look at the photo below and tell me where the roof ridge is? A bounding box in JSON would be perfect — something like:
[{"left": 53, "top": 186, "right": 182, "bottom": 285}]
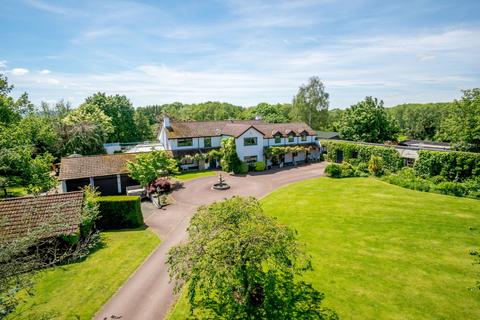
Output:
[{"left": 0, "top": 191, "right": 84, "bottom": 202}]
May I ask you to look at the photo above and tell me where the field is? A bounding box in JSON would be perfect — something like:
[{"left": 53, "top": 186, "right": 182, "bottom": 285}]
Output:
[
  {"left": 168, "top": 177, "right": 480, "bottom": 319},
  {"left": 7, "top": 229, "right": 160, "bottom": 320},
  {"left": 174, "top": 170, "right": 217, "bottom": 181}
]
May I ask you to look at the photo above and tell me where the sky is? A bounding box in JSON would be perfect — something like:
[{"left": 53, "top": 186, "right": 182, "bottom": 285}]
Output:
[{"left": 1, "top": 0, "right": 479, "bottom": 109}]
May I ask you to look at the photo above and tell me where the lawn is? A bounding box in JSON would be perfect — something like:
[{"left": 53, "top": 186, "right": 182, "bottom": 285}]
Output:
[
  {"left": 168, "top": 177, "right": 480, "bottom": 319},
  {"left": 174, "top": 170, "right": 217, "bottom": 181},
  {"left": 7, "top": 228, "right": 160, "bottom": 320},
  {"left": 1, "top": 185, "right": 28, "bottom": 198}
]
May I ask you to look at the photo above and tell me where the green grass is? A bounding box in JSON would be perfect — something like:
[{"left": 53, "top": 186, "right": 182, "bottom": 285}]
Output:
[
  {"left": 8, "top": 228, "right": 160, "bottom": 320},
  {"left": 174, "top": 170, "right": 217, "bottom": 181},
  {"left": 1, "top": 186, "right": 28, "bottom": 198},
  {"left": 168, "top": 177, "right": 480, "bottom": 319}
]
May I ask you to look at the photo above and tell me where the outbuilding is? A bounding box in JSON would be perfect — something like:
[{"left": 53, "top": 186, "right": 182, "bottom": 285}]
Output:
[{"left": 58, "top": 153, "right": 140, "bottom": 196}]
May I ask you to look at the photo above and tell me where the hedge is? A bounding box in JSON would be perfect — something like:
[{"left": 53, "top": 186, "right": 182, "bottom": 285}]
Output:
[
  {"left": 97, "top": 196, "right": 144, "bottom": 230},
  {"left": 321, "top": 140, "right": 404, "bottom": 172},
  {"left": 414, "top": 150, "right": 480, "bottom": 181}
]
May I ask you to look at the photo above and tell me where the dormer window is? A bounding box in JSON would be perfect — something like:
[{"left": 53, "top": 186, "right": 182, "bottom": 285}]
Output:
[
  {"left": 274, "top": 133, "right": 282, "bottom": 144},
  {"left": 288, "top": 134, "right": 295, "bottom": 143}
]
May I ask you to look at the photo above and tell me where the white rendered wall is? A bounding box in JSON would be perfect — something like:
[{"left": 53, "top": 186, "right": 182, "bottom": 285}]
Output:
[{"left": 235, "top": 128, "right": 265, "bottom": 162}]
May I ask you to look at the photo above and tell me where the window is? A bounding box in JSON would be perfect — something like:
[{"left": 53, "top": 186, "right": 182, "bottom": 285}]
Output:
[
  {"left": 177, "top": 138, "right": 193, "bottom": 147},
  {"left": 244, "top": 155, "right": 257, "bottom": 163},
  {"left": 244, "top": 137, "right": 258, "bottom": 146},
  {"left": 301, "top": 135, "right": 307, "bottom": 141},
  {"left": 274, "top": 136, "right": 282, "bottom": 144},
  {"left": 204, "top": 137, "right": 212, "bottom": 148},
  {"left": 288, "top": 135, "right": 295, "bottom": 143}
]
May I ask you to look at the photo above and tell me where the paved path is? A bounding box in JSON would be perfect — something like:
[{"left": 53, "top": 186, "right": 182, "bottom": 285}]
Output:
[{"left": 94, "top": 162, "right": 326, "bottom": 320}]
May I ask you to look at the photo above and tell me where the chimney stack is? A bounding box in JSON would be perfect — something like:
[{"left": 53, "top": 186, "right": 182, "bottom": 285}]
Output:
[{"left": 163, "top": 114, "right": 171, "bottom": 129}]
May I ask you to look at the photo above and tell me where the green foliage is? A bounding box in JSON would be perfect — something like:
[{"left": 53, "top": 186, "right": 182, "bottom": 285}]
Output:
[
  {"left": 368, "top": 155, "right": 384, "bottom": 176},
  {"left": 63, "top": 103, "right": 113, "bottom": 142},
  {"left": 167, "top": 197, "right": 336, "bottom": 320},
  {"left": 238, "top": 162, "right": 249, "bottom": 174},
  {"left": 254, "top": 161, "right": 266, "bottom": 171},
  {"left": 25, "top": 152, "right": 57, "bottom": 195},
  {"left": 436, "top": 88, "right": 480, "bottom": 151},
  {"left": 242, "top": 103, "right": 292, "bottom": 123},
  {"left": 387, "top": 102, "right": 450, "bottom": 140},
  {"left": 322, "top": 140, "right": 404, "bottom": 172},
  {"left": 96, "top": 196, "right": 144, "bottom": 229},
  {"left": 59, "top": 123, "right": 107, "bottom": 156},
  {"left": 84, "top": 93, "right": 139, "bottom": 143},
  {"left": 291, "top": 76, "right": 329, "bottom": 129},
  {"left": 325, "top": 163, "right": 342, "bottom": 178},
  {"left": 414, "top": 150, "right": 480, "bottom": 181},
  {"left": 127, "top": 150, "right": 179, "bottom": 186},
  {"left": 339, "top": 96, "right": 399, "bottom": 143},
  {"left": 220, "top": 137, "right": 241, "bottom": 173},
  {"left": 264, "top": 145, "right": 316, "bottom": 157}
]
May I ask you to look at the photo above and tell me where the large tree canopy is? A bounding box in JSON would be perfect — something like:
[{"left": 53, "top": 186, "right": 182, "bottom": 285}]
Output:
[
  {"left": 339, "top": 96, "right": 399, "bottom": 143},
  {"left": 84, "top": 93, "right": 139, "bottom": 142},
  {"left": 167, "top": 196, "right": 337, "bottom": 320},
  {"left": 242, "top": 103, "right": 292, "bottom": 123},
  {"left": 436, "top": 88, "right": 480, "bottom": 152},
  {"left": 127, "top": 150, "right": 179, "bottom": 186},
  {"left": 291, "top": 76, "right": 329, "bottom": 129}
]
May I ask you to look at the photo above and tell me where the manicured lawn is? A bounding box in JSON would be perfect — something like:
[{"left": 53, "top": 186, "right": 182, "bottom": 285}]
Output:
[
  {"left": 168, "top": 177, "right": 480, "bottom": 319},
  {"left": 8, "top": 229, "right": 160, "bottom": 320},
  {"left": 174, "top": 170, "right": 217, "bottom": 181}
]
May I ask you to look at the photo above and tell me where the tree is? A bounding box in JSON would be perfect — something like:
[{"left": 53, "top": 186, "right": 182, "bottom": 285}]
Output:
[
  {"left": 220, "top": 137, "right": 241, "bottom": 173},
  {"left": 339, "top": 96, "right": 399, "bottom": 143},
  {"left": 59, "top": 123, "right": 107, "bottom": 156},
  {"left": 436, "top": 88, "right": 480, "bottom": 151},
  {"left": 63, "top": 103, "right": 113, "bottom": 143},
  {"left": 134, "top": 111, "right": 154, "bottom": 141},
  {"left": 291, "top": 77, "right": 329, "bottom": 129},
  {"left": 167, "top": 197, "right": 337, "bottom": 319},
  {"left": 243, "top": 103, "right": 292, "bottom": 123},
  {"left": 127, "top": 150, "right": 179, "bottom": 187},
  {"left": 84, "top": 93, "right": 139, "bottom": 142}
]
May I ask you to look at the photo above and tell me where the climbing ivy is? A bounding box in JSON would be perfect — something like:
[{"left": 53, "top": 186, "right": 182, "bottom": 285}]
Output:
[{"left": 414, "top": 150, "right": 480, "bottom": 181}]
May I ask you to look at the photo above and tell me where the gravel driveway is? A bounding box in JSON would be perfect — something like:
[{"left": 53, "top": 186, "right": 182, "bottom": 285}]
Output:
[{"left": 95, "top": 162, "right": 326, "bottom": 320}]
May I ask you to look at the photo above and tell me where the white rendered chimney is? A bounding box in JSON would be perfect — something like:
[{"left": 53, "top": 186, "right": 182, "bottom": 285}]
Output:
[{"left": 163, "top": 114, "right": 171, "bottom": 129}]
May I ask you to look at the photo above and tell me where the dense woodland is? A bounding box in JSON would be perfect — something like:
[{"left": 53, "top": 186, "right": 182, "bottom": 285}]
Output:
[{"left": 1, "top": 72, "right": 479, "bottom": 194}]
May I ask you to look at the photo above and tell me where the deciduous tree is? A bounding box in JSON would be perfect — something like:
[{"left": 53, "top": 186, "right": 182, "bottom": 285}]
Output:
[
  {"left": 291, "top": 77, "right": 329, "bottom": 129},
  {"left": 127, "top": 150, "right": 179, "bottom": 186},
  {"left": 167, "top": 197, "right": 337, "bottom": 320}
]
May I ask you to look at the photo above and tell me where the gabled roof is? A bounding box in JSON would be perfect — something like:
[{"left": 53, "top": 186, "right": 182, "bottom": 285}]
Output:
[
  {"left": 59, "top": 153, "right": 137, "bottom": 180},
  {"left": 164, "top": 120, "right": 316, "bottom": 139},
  {"left": 317, "top": 131, "right": 341, "bottom": 139},
  {"left": 0, "top": 191, "right": 84, "bottom": 242}
]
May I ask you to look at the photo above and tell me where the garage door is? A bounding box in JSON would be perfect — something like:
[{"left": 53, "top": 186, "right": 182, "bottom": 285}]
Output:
[
  {"left": 66, "top": 178, "right": 90, "bottom": 192},
  {"left": 93, "top": 175, "right": 119, "bottom": 196},
  {"left": 121, "top": 175, "right": 140, "bottom": 194}
]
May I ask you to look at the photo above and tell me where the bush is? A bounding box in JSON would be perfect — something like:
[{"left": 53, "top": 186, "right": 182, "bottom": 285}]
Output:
[
  {"left": 463, "top": 177, "right": 480, "bottom": 199},
  {"left": 147, "top": 177, "right": 171, "bottom": 194},
  {"left": 321, "top": 140, "right": 404, "bottom": 172},
  {"left": 97, "top": 196, "right": 144, "bottom": 230},
  {"left": 340, "top": 162, "right": 354, "bottom": 177},
  {"left": 382, "top": 168, "right": 432, "bottom": 192},
  {"left": 368, "top": 155, "right": 384, "bottom": 176},
  {"left": 238, "top": 162, "right": 249, "bottom": 174},
  {"left": 325, "top": 163, "right": 342, "bottom": 178},
  {"left": 414, "top": 150, "right": 480, "bottom": 181},
  {"left": 254, "top": 161, "right": 266, "bottom": 171},
  {"left": 433, "top": 181, "right": 467, "bottom": 197}
]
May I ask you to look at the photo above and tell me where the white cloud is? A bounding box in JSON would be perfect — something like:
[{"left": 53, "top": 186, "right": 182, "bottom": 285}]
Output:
[
  {"left": 10, "top": 68, "right": 30, "bottom": 76},
  {"left": 39, "top": 69, "right": 51, "bottom": 74},
  {"left": 0, "top": 60, "right": 6, "bottom": 69},
  {"left": 24, "top": 0, "right": 68, "bottom": 15}
]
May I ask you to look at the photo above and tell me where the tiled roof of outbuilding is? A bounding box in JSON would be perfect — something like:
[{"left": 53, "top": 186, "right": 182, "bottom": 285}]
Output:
[
  {"left": 0, "top": 191, "right": 84, "bottom": 242},
  {"left": 58, "top": 153, "right": 137, "bottom": 180}
]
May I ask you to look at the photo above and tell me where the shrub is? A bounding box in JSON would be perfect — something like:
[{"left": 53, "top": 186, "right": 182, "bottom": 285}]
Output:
[
  {"left": 340, "top": 162, "right": 354, "bottom": 177},
  {"left": 238, "top": 162, "right": 249, "bottom": 174},
  {"left": 463, "top": 177, "right": 480, "bottom": 199},
  {"left": 321, "top": 140, "right": 404, "bottom": 172},
  {"left": 97, "top": 196, "right": 144, "bottom": 230},
  {"left": 325, "top": 163, "right": 342, "bottom": 178},
  {"left": 381, "top": 168, "right": 432, "bottom": 192},
  {"left": 254, "top": 161, "right": 266, "bottom": 171},
  {"left": 433, "top": 181, "right": 467, "bottom": 197},
  {"left": 220, "top": 138, "right": 242, "bottom": 173},
  {"left": 368, "top": 155, "right": 384, "bottom": 176},
  {"left": 147, "top": 177, "right": 171, "bottom": 194},
  {"left": 414, "top": 150, "right": 480, "bottom": 181}
]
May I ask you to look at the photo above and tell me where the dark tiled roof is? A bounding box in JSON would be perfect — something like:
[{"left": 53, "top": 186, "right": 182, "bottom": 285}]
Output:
[
  {"left": 59, "top": 153, "right": 137, "bottom": 180},
  {"left": 0, "top": 192, "right": 84, "bottom": 242},
  {"left": 166, "top": 120, "right": 316, "bottom": 139}
]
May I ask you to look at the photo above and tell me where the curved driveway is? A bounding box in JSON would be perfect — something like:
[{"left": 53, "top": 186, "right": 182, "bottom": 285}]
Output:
[{"left": 94, "top": 162, "right": 326, "bottom": 320}]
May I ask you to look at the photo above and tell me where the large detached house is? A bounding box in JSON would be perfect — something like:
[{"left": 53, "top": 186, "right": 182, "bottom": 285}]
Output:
[{"left": 158, "top": 115, "right": 321, "bottom": 170}]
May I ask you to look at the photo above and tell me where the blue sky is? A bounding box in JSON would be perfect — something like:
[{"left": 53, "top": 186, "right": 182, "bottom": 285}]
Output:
[{"left": 1, "top": 0, "right": 479, "bottom": 108}]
